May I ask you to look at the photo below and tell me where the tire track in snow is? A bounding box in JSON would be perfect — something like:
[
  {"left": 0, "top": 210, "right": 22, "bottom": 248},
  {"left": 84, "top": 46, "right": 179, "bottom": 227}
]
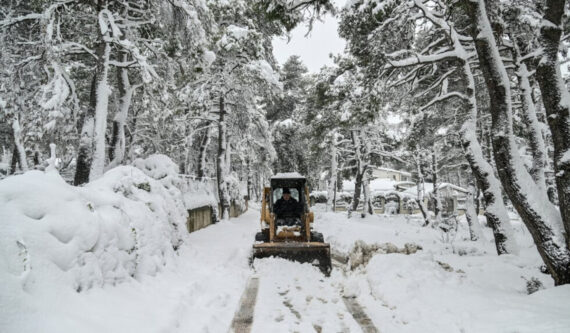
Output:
[
  {"left": 332, "top": 258, "right": 380, "bottom": 333},
  {"left": 230, "top": 277, "right": 260, "bottom": 333},
  {"left": 342, "top": 296, "right": 379, "bottom": 333}
]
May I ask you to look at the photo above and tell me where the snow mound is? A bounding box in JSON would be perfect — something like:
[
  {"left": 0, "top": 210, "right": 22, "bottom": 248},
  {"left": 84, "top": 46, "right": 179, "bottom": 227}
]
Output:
[
  {"left": 347, "top": 240, "right": 422, "bottom": 270},
  {"left": 132, "top": 153, "right": 179, "bottom": 182},
  {"left": 0, "top": 160, "right": 188, "bottom": 294}
]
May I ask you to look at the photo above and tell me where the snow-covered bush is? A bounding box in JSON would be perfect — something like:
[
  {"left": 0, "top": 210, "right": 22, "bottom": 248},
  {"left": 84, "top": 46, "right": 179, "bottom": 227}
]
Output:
[
  {"left": 226, "top": 172, "right": 246, "bottom": 211},
  {"left": 525, "top": 277, "right": 545, "bottom": 295},
  {"left": 0, "top": 155, "right": 188, "bottom": 294},
  {"left": 310, "top": 191, "right": 328, "bottom": 204}
]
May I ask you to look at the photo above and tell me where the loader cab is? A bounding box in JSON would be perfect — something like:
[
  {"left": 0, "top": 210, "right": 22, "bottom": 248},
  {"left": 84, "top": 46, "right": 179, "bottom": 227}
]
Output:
[{"left": 269, "top": 173, "right": 309, "bottom": 215}]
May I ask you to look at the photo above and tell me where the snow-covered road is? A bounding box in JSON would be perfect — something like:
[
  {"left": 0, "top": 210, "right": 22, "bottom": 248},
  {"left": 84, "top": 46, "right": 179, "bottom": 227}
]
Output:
[{"left": 4, "top": 205, "right": 570, "bottom": 333}]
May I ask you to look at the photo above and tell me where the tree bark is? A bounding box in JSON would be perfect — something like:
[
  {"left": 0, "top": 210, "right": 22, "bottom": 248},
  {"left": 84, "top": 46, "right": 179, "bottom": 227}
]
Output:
[
  {"left": 217, "top": 95, "right": 230, "bottom": 220},
  {"left": 463, "top": 0, "right": 570, "bottom": 285},
  {"left": 109, "top": 51, "right": 136, "bottom": 168},
  {"left": 465, "top": 182, "right": 485, "bottom": 241},
  {"left": 350, "top": 131, "right": 365, "bottom": 213},
  {"left": 414, "top": 152, "right": 430, "bottom": 226},
  {"left": 327, "top": 134, "right": 338, "bottom": 212},
  {"left": 459, "top": 58, "right": 518, "bottom": 255},
  {"left": 75, "top": 3, "right": 111, "bottom": 185},
  {"left": 197, "top": 126, "right": 211, "bottom": 179},
  {"left": 10, "top": 116, "right": 28, "bottom": 173},
  {"left": 361, "top": 169, "right": 373, "bottom": 217},
  {"left": 431, "top": 150, "right": 442, "bottom": 223},
  {"left": 512, "top": 41, "right": 548, "bottom": 194},
  {"left": 535, "top": 0, "right": 570, "bottom": 248}
]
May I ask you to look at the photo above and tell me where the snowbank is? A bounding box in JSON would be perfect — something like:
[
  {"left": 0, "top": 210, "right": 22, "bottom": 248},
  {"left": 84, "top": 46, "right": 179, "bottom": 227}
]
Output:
[{"left": 0, "top": 155, "right": 189, "bottom": 296}]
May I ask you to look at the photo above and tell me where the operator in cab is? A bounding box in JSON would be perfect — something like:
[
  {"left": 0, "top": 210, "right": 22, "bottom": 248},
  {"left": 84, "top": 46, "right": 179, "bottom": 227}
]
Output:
[{"left": 273, "top": 188, "right": 303, "bottom": 226}]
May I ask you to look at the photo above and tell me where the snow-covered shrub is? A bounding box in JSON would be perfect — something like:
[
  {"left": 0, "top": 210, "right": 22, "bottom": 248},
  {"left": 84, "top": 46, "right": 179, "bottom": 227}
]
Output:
[
  {"left": 402, "top": 196, "right": 418, "bottom": 212},
  {"left": 0, "top": 157, "right": 188, "bottom": 294},
  {"left": 133, "top": 153, "right": 180, "bottom": 185},
  {"left": 310, "top": 191, "right": 328, "bottom": 204},
  {"left": 226, "top": 172, "right": 246, "bottom": 212},
  {"left": 525, "top": 277, "right": 545, "bottom": 295},
  {"left": 371, "top": 192, "right": 384, "bottom": 208},
  {"left": 337, "top": 192, "right": 353, "bottom": 206}
]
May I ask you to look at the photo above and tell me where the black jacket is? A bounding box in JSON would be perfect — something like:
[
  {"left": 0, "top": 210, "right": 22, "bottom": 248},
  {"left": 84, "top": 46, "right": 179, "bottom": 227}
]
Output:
[{"left": 273, "top": 197, "right": 303, "bottom": 217}]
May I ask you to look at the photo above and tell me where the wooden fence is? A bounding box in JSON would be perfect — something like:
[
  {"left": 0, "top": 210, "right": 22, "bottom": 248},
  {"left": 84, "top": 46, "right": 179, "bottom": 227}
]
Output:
[{"left": 186, "top": 205, "right": 215, "bottom": 233}]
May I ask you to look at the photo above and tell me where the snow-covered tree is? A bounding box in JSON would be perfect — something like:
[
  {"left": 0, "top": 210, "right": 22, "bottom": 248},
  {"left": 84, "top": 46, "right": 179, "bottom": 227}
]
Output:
[
  {"left": 340, "top": 0, "right": 517, "bottom": 254},
  {"left": 461, "top": 0, "right": 570, "bottom": 285}
]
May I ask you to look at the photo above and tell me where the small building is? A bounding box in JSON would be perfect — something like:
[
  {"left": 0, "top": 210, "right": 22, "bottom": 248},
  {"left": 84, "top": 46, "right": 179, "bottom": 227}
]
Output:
[
  {"left": 370, "top": 167, "right": 412, "bottom": 182},
  {"left": 401, "top": 182, "right": 470, "bottom": 216}
]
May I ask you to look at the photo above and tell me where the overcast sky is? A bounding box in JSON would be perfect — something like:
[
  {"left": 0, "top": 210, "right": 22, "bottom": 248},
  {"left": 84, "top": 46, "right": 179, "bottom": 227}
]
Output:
[{"left": 272, "top": 0, "right": 348, "bottom": 73}]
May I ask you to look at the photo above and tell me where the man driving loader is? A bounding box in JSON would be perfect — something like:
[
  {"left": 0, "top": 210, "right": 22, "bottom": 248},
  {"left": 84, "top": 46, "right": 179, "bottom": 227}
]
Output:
[{"left": 273, "top": 188, "right": 303, "bottom": 226}]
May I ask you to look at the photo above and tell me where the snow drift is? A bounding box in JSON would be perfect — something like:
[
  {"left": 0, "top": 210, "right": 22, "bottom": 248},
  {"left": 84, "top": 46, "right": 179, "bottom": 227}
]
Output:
[{"left": 0, "top": 154, "right": 189, "bottom": 294}]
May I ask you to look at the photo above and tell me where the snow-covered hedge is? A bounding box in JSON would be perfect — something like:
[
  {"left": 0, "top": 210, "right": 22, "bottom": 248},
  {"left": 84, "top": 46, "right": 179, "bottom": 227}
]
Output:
[{"left": 0, "top": 155, "right": 188, "bottom": 293}]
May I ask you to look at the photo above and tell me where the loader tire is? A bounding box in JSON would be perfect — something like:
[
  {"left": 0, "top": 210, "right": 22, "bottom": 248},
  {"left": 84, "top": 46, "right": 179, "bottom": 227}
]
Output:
[
  {"left": 311, "top": 231, "right": 324, "bottom": 243},
  {"left": 255, "top": 232, "right": 268, "bottom": 242}
]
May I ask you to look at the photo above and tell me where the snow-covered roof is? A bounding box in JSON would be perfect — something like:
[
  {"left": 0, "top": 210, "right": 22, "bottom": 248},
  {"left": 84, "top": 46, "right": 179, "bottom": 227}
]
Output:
[
  {"left": 372, "top": 166, "right": 412, "bottom": 177},
  {"left": 271, "top": 172, "right": 305, "bottom": 179},
  {"left": 342, "top": 178, "right": 399, "bottom": 192},
  {"left": 394, "top": 181, "right": 416, "bottom": 187},
  {"left": 403, "top": 182, "right": 468, "bottom": 196}
]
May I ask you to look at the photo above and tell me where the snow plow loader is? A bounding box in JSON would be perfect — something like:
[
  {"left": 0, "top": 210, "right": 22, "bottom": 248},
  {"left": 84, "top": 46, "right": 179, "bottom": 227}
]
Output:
[{"left": 251, "top": 173, "right": 332, "bottom": 276}]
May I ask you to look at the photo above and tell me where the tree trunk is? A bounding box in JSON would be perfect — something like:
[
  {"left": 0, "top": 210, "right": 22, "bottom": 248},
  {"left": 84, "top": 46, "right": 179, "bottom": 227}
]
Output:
[
  {"left": 431, "top": 150, "right": 442, "bottom": 224},
  {"left": 351, "top": 130, "right": 365, "bottom": 213},
  {"left": 463, "top": 0, "right": 570, "bottom": 285},
  {"left": 361, "top": 169, "right": 373, "bottom": 217},
  {"left": 415, "top": 153, "right": 430, "bottom": 226},
  {"left": 465, "top": 182, "right": 485, "bottom": 241},
  {"left": 109, "top": 51, "right": 136, "bottom": 169},
  {"left": 512, "top": 41, "right": 548, "bottom": 194},
  {"left": 459, "top": 58, "right": 518, "bottom": 255},
  {"left": 246, "top": 157, "right": 252, "bottom": 200},
  {"left": 535, "top": 0, "right": 570, "bottom": 249},
  {"left": 10, "top": 116, "right": 28, "bottom": 173},
  {"left": 75, "top": 5, "right": 111, "bottom": 185},
  {"left": 217, "top": 95, "right": 230, "bottom": 220},
  {"left": 327, "top": 135, "right": 338, "bottom": 212},
  {"left": 352, "top": 170, "right": 363, "bottom": 213},
  {"left": 197, "top": 126, "right": 211, "bottom": 179}
]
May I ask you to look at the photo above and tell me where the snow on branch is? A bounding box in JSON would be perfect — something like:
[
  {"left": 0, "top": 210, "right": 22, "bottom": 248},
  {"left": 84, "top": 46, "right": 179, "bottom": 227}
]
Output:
[
  {"left": 0, "top": 1, "right": 76, "bottom": 28},
  {"left": 419, "top": 92, "right": 469, "bottom": 112},
  {"left": 415, "top": 68, "right": 457, "bottom": 99},
  {"left": 385, "top": 50, "right": 462, "bottom": 69}
]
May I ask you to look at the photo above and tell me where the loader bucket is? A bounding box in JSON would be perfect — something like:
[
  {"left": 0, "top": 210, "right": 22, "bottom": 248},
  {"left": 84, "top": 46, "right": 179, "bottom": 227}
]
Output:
[{"left": 251, "top": 242, "right": 332, "bottom": 276}]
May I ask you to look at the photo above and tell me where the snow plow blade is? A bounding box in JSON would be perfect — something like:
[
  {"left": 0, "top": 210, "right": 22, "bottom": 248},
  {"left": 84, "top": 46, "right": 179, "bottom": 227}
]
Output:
[{"left": 252, "top": 242, "right": 332, "bottom": 276}]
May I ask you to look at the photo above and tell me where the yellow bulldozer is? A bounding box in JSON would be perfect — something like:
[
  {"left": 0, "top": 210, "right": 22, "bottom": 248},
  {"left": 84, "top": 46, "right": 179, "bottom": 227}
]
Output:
[{"left": 251, "top": 173, "right": 332, "bottom": 275}]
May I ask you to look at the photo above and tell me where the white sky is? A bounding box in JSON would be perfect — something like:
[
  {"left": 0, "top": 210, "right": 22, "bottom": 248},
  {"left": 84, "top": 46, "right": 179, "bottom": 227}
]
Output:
[{"left": 272, "top": 0, "right": 348, "bottom": 73}]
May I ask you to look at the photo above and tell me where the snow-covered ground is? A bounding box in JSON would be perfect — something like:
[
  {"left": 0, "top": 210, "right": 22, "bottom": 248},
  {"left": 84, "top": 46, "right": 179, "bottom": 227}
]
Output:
[
  {"left": 1, "top": 205, "right": 259, "bottom": 333},
  {"left": 2, "top": 168, "right": 570, "bottom": 332},
  {"left": 315, "top": 205, "right": 570, "bottom": 333}
]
